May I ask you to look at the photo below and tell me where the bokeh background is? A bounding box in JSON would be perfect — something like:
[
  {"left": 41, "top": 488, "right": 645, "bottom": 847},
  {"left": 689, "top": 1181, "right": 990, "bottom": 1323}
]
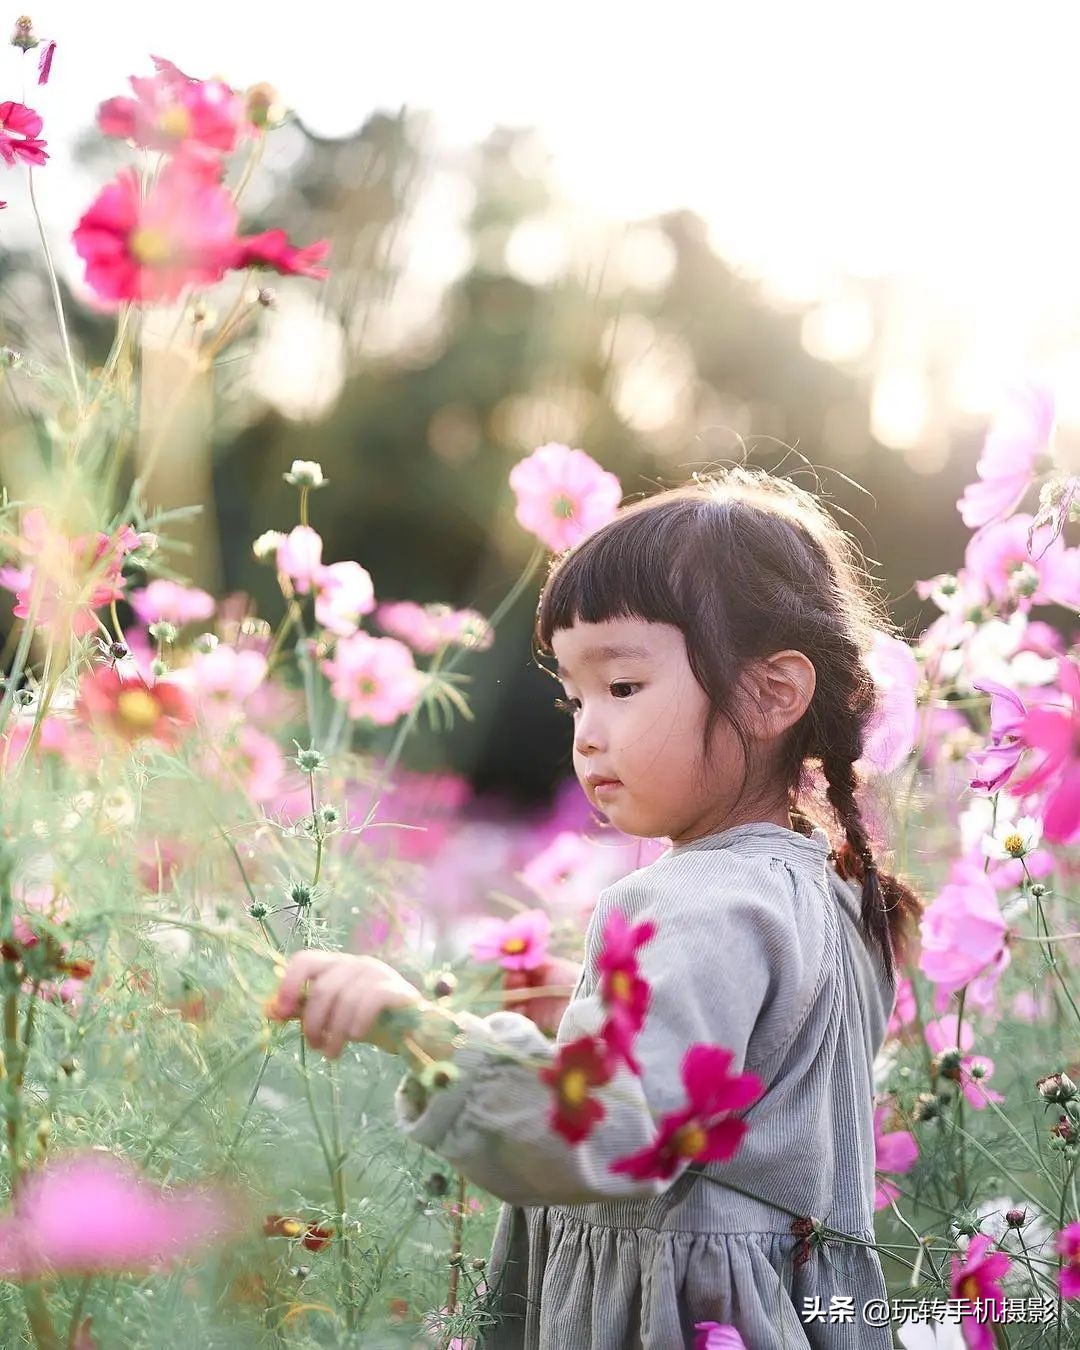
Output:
[{"left": 4, "top": 0, "right": 1080, "bottom": 819}]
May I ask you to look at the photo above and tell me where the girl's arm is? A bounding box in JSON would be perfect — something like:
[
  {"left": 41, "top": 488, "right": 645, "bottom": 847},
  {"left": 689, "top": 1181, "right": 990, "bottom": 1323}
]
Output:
[{"left": 391, "top": 863, "right": 809, "bottom": 1209}]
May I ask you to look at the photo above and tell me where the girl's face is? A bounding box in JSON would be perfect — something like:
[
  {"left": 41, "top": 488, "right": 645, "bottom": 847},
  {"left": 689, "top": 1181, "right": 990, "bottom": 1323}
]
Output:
[{"left": 550, "top": 616, "right": 764, "bottom": 846}]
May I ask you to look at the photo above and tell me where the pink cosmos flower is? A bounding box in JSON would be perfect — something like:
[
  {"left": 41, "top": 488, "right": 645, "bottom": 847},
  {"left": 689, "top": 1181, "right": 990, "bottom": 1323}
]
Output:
[
  {"left": 181, "top": 645, "right": 268, "bottom": 708},
  {"left": 1057, "top": 1221, "right": 1080, "bottom": 1298},
  {"left": 375, "top": 600, "right": 494, "bottom": 655},
  {"left": 313, "top": 561, "right": 376, "bottom": 637},
  {"left": 508, "top": 443, "right": 623, "bottom": 552},
  {"left": 319, "top": 632, "right": 424, "bottom": 724},
  {"left": 918, "top": 859, "right": 1011, "bottom": 998},
  {"left": 0, "top": 102, "right": 48, "bottom": 166},
  {"left": 97, "top": 65, "right": 246, "bottom": 156},
  {"left": 275, "top": 525, "right": 323, "bottom": 595},
  {"left": 0, "top": 509, "right": 139, "bottom": 638},
  {"left": 129, "top": 579, "right": 215, "bottom": 627},
  {"left": 957, "top": 384, "right": 1055, "bottom": 531},
  {"left": 949, "top": 1233, "right": 1011, "bottom": 1349},
  {"left": 76, "top": 667, "right": 195, "bottom": 747},
  {"left": 872, "top": 1102, "right": 918, "bottom": 1209},
  {"left": 201, "top": 724, "right": 284, "bottom": 802},
  {"left": 694, "top": 1324, "right": 747, "bottom": 1350},
  {"left": 470, "top": 909, "right": 551, "bottom": 972},
  {"left": 860, "top": 633, "right": 919, "bottom": 776},
  {"left": 886, "top": 974, "right": 917, "bottom": 1037},
  {"left": 73, "top": 156, "right": 239, "bottom": 307},
  {"left": 0, "top": 1153, "right": 239, "bottom": 1278},
  {"left": 1010, "top": 656, "right": 1080, "bottom": 843},
  {"left": 967, "top": 678, "right": 1028, "bottom": 792},
  {"left": 925, "top": 1015, "right": 1005, "bottom": 1110},
  {"left": 609, "top": 1045, "right": 764, "bottom": 1182},
  {"left": 518, "top": 831, "right": 619, "bottom": 922},
  {"left": 964, "top": 513, "right": 1080, "bottom": 612},
  {"left": 231, "top": 229, "right": 331, "bottom": 279},
  {"left": 596, "top": 908, "right": 656, "bottom": 1074}
]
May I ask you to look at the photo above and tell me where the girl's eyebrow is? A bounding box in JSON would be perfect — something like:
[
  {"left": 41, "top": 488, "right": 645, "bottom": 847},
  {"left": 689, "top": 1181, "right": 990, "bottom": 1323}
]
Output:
[{"left": 554, "top": 643, "right": 651, "bottom": 676}]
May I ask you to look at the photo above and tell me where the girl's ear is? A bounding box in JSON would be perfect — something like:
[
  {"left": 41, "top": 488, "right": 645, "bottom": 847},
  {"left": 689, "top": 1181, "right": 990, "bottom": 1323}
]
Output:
[{"left": 748, "top": 650, "right": 816, "bottom": 739}]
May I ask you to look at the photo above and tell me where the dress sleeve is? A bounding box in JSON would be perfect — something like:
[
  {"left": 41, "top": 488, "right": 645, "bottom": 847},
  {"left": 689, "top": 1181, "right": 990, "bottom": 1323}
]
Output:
[{"left": 392, "top": 855, "right": 811, "bottom": 1208}]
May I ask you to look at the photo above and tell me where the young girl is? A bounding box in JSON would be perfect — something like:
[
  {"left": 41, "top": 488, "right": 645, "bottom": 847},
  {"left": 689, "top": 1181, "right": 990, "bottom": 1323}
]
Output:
[{"left": 272, "top": 468, "right": 924, "bottom": 1348}]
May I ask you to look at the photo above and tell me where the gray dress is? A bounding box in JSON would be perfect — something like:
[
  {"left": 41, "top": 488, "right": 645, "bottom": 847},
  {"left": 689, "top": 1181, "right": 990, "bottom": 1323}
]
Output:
[{"left": 395, "top": 821, "right": 897, "bottom": 1349}]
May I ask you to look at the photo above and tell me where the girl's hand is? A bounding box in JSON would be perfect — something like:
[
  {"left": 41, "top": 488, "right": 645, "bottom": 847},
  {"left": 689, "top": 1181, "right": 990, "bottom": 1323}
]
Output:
[
  {"left": 502, "top": 955, "right": 582, "bottom": 1036},
  {"left": 268, "top": 951, "right": 428, "bottom": 1061}
]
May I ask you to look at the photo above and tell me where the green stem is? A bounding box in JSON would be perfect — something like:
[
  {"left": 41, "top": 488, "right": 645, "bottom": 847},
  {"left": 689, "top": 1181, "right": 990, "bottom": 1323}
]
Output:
[{"left": 26, "top": 166, "right": 81, "bottom": 419}]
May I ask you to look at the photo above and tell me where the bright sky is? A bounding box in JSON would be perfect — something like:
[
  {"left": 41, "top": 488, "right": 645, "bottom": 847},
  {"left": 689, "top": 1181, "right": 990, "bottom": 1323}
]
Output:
[{"left": 7, "top": 0, "right": 1080, "bottom": 466}]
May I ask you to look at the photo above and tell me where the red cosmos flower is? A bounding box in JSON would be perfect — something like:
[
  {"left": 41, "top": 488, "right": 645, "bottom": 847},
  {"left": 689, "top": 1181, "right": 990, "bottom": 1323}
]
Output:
[
  {"left": 231, "top": 229, "right": 331, "bottom": 280},
  {"left": 262, "top": 1215, "right": 333, "bottom": 1252},
  {"left": 538, "top": 1035, "right": 615, "bottom": 1144},
  {"left": 609, "top": 1045, "right": 765, "bottom": 1182},
  {"left": 97, "top": 62, "right": 246, "bottom": 157},
  {"left": 73, "top": 155, "right": 239, "bottom": 306},
  {"left": 0, "top": 102, "right": 48, "bottom": 167},
  {"left": 76, "top": 667, "right": 195, "bottom": 746},
  {"left": 596, "top": 908, "right": 656, "bottom": 1074}
]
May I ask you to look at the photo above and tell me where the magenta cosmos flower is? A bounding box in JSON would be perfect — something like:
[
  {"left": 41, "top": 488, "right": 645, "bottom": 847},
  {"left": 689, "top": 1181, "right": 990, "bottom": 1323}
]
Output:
[
  {"left": 949, "top": 1233, "right": 1011, "bottom": 1349},
  {"left": 129, "top": 579, "right": 215, "bottom": 627},
  {"left": 97, "top": 63, "right": 246, "bottom": 156},
  {"left": 596, "top": 907, "right": 656, "bottom": 1074},
  {"left": 73, "top": 155, "right": 239, "bottom": 306},
  {"left": 538, "top": 1034, "right": 614, "bottom": 1144},
  {"left": 872, "top": 1102, "right": 918, "bottom": 1209},
  {"left": 232, "top": 228, "right": 331, "bottom": 279},
  {"left": 918, "top": 859, "right": 1010, "bottom": 998},
  {"left": 319, "top": 632, "right": 424, "bottom": 725},
  {"left": 1010, "top": 656, "right": 1080, "bottom": 843},
  {"left": 694, "top": 1324, "right": 747, "bottom": 1350},
  {"left": 609, "top": 1044, "right": 764, "bottom": 1182},
  {"left": 0, "top": 1153, "right": 239, "bottom": 1278},
  {"left": 860, "top": 632, "right": 920, "bottom": 776},
  {"left": 0, "top": 102, "right": 48, "bottom": 167},
  {"left": 470, "top": 909, "right": 551, "bottom": 972},
  {"left": 1057, "top": 1221, "right": 1080, "bottom": 1298},
  {"left": 508, "top": 443, "right": 623, "bottom": 552},
  {"left": 957, "top": 383, "right": 1055, "bottom": 531}
]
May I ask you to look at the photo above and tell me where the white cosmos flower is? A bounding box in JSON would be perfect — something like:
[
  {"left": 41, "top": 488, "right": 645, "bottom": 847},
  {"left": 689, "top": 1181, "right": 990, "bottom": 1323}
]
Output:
[{"left": 981, "top": 815, "right": 1043, "bottom": 861}]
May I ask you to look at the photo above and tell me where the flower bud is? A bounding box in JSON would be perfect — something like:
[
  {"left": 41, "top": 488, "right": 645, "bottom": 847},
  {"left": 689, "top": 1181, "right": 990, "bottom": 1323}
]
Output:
[
  {"left": 245, "top": 82, "right": 287, "bottom": 130},
  {"left": 257, "top": 287, "right": 276, "bottom": 309},
  {"left": 248, "top": 901, "right": 269, "bottom": 920},
  {"left": 288, "top": 881, "right": 313, "bottom": 909},
  {"left": 148, "top": 621, "right": 178, "bottom": 644},
  {"left": 252, "top": 529, "right": 286, "bottom": 561},
  {"left": 1030, "top": 882, "right": 1048, "bottom": 900},
  {"left": 1005, "top": 1208, "right": 1027, "bottom": 1229},
  {"left": 193, "top": 633, "right": 219, "bottom": 654},
  {"left": 283, "top": 460, "right": 327, "bottom": 489},
  {"left": 432, "top": 971, "right": 458, "bottom": 1000},
  {"left": 109, "top": 641, "right": 128, "bottom": 661},
  {"left": 11, "top": 16, "right": 36, "bottom": 50},
  {"left": 150, "top": 659, "right": 168, "bottom": 679},
  {"left": 471, "top": 1257, "right": 486, "bottom": 1271},
  {"left": 934, "top": 1047, "right": 964, "bottom": 1080},
  {"left": 1037, "top": 1071, "right": 1077, "bottom": 1104},
  {"left": 1052, "top": 1114, "right": 1077, "bottom": 1145},
  {"left": 913, "top": 1092, "right": 940, "bottom": 1122},
  {"left": 137, "top": 531, "right": 158, "bottom": 553},
  {"left": 294, "top": 746, "right": 326, "bottom": 773},
  {"left": 424, "top": 1171, "right": 449, "bottom": 1196},
  {"left": 419, "top": 1060, "right": 460, "bottom": 1092},
  {"left": 0, "top": 347, "right": 23, "bottom": 368},
  {"left": 319, "top": 804, "right": 339, "bottom": 827},
  {"left": 951, "top": 1211, "right": 982, "bottom": 1238},
  {"left": 14, "top": 688, "right": 33, "bottom": 706}
]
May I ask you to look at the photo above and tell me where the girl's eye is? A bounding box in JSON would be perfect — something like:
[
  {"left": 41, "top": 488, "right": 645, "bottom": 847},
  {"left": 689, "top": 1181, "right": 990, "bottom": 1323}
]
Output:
[{"left": 552, "top": 683, "right": 639, "bottom": 716}]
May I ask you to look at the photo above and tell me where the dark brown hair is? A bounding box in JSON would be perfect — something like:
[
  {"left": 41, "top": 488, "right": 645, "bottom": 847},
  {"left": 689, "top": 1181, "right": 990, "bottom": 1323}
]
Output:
[{"left": 532, "top": 466, "right": 923, "bottom": 984}]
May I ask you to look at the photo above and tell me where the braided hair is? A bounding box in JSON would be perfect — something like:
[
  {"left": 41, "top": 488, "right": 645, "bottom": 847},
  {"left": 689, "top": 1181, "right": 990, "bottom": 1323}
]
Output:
[{"left": 533, "top": 465, "right": 923, "bottom": 984}]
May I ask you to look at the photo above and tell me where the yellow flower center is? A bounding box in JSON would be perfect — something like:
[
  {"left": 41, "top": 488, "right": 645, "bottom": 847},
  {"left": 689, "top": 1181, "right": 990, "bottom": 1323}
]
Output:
[
  {"left": 561, "top": 1069, "right": 588, "bottom": 1107},
  {"left": 157, "top": 105, "right": 193, "bottom": 140},
  {"left": 278, "top": 1219, "right": 304, "bottom": 1238},
  {"left": 1003, "top": 831, "right": 1025, "bottom": 856},
  {"left": 502, "top": 937, "right": 527, "bottom": 954},
  {"left": 115, "top": 689, "right": 160, "bottom": 731},
  {"left": 129, "top": 228, "right": 172, "bottom": 265},
  {"left": 958, "top": 1274, "right": 980, "bottom": 1302},
  {"left": 673, "top": 1121, "right": 708, "bottom": 1158},
  {"left": 610, "top": 971, "right": 632, "bottom": 1003}
]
